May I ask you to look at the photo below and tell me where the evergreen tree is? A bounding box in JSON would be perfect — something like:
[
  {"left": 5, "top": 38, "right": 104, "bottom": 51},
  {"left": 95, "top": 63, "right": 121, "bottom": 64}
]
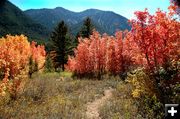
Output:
[
  {"left": 78, "top": 17, "right": 93, "bottom": 38},
  {"left": 50, "top": 21, "right": 73, "bottom": 71},
  {"left": 0, "top": 0, "right": 6, "bottom": 7},
  {"left": 44, "top": 54, "right": 54, "bottom": 72},
  {"left": 28, "top": 56, "right": 38, "bottom": 78}
]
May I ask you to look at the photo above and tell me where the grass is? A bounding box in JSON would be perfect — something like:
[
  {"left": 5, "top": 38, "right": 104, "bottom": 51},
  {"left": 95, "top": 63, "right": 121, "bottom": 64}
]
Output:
[
  {"left": 59, "top": 71, "right": 73, "bottom": 78},
  {"left": 0, "top": 72, "right": 122, "bottom": 119},
  {"left": 1, "top": 71, "right": 177, "bottom": 119},
  {"left": 99, "top": 82, "right": 143, "bottom": 119}
]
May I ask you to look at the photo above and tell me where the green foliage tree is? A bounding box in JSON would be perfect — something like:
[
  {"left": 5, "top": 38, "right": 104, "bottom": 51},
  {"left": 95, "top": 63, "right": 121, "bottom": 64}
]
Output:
[
  {"left": 78, "top": 17, "right": 93, "bottom": 38},
  {"left": 44, "top": 54, "right": 54, "bottom": 72},
  {"left": 50, "top": 21, "right": 74, "bottom": 71},
  {"left": 28, "top": 56, "right": 38, "bottom": 78},
  {"left": 0, "top": 0, "right": 6, "bottom": 7}
]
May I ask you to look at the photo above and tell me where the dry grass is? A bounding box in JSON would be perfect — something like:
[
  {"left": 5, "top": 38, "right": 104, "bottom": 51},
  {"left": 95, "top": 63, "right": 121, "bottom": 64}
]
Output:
[
  {"left": 99, "top": 82, "right": 143, "bottom": 119},
  {"left": 0, "top": 72, "right": 121, "bottom": 119}
]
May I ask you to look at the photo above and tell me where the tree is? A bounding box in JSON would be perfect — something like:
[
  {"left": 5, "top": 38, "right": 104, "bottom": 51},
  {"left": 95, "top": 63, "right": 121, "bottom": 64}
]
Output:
[
  {"left": 0, "top": 35, "right": 31, "bottom": 81},
  {"left": 28, "top": 56, "right": 38, "bottom": 78},
  {"left": 130, "top": 7, "right": 180, "bottom": 104},
  {"left": 78, "top": 17, "right": 93, "bottom": 38},
  {"left": 50, "top": 21, "right": 71, "bottom": 71},
  {"left": 0, "top": 0, "right": 6, "bottom": 7},
  {"left": 44, "top": 54, "right": 54, "bottom": 72},
  {"left": 30, "top": 41, "right": 46, "bottom": 70},
  {"left": 0, "top": 35, "right": 46, "bottom": 97},
  {"left": 130, "top": 8, "right": 179, "bottom": 73},
  {"left": 29, "top": 41, "right": 46, "bottom": 78},
  {"left": 122, "top": 30, "right": 145, "bottom": 71},
  {"left": 66, "top": 30, "right": 124, "bottom": 79}
]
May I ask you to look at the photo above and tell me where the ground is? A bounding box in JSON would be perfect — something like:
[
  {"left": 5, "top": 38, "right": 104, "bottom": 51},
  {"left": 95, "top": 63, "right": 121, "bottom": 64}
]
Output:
[
  {"left": 0, "top": 72, "right": 142, "bottom": 119},
  {"left": 86, "top": 88, "right": 113, "bottom": 119}
]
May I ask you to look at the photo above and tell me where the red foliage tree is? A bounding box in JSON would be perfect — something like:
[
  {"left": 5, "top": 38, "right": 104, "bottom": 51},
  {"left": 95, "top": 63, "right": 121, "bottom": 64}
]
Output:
[
  {"left": 66, "top": 30, "right": 124, "bottom": 78},
  {"left": 129, "top": 7, "right": 180, "bottom": 103},
  {"left": 67, "top": 4, "right": 179, "bottom": 82},
  {"left": 130, "top": 8, "right": 180, "bottom": 72},
  {"left": 122, "top": 30, "right": 146, "bottom": 71}
]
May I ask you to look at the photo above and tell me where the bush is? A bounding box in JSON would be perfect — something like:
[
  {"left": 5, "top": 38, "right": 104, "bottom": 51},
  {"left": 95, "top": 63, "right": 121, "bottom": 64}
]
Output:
[
  {"left": 126, "top": 68, "right": 156, "bottom": 98},
  {"left": 126, "top": 68, "right": 163, "bottom": 118},
  {"left": 126, "top": 67, "right": 180, "bottom": 118},
  {"left": 137, "top": 95, "right": 164, "bottom": 119}
]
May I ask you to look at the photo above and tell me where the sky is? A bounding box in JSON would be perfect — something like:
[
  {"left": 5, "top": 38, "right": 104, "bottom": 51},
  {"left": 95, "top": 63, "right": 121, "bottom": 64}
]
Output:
[{"left": 9, "top": 0, "right": 171, "bottom": 19}]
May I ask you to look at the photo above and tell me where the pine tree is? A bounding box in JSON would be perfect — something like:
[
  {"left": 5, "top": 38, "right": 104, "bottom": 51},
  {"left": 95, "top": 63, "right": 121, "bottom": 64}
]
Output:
[
  {"left": 78, "top": 17, "right": 93, "bottom": 38},
  {"left": 50, "top": 21, "right": 73, "bottom": 71},
  {"left": 0, "top": 0, "right": 6, "bottom": 7}
]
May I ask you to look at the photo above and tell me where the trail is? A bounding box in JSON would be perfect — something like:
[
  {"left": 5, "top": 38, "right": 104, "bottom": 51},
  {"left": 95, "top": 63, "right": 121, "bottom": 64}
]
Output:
[{"left": 86, "top": 88, "right": 113, "bottom": 119}]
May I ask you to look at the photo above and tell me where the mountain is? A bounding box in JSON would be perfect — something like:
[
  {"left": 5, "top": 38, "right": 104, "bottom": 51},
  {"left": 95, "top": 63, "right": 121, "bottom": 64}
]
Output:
[
  {"left": 25, "top": 7, "right": 131, "bottom": 35},
  {"left": 0, "top": 0, "right": 49, "bottom": 42}
]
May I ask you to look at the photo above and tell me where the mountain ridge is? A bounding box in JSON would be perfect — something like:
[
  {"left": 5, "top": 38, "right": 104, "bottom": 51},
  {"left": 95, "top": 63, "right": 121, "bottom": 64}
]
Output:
[
  {"left": 0, "top": 0, "right": 131, "bottom": 42},
  {"left": 25, "top": 7, "right": 131, "bottom": 35},
  {"left": 0, "top": 0, "right": 49, "bottom": 42}
]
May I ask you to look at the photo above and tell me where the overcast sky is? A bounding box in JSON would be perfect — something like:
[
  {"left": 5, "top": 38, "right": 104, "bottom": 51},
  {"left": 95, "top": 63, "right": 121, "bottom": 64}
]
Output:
[{"left": 9, "top": 0, "right": 170, "bottom": 19}]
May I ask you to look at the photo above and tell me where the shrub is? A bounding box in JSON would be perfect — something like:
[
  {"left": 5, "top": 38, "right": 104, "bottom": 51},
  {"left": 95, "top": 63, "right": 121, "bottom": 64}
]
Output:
[
  {"left": 126, "top": 67, "right": 180, "bottom": 118},
  {"left": 138, "top": 95, "right": 164, "bottom": 119},
  {"left": 126, "top": 68, "right": 163, "bottom": 118},
  {"left": 126, "top": 68, "right": 156, "bottom": 98}
]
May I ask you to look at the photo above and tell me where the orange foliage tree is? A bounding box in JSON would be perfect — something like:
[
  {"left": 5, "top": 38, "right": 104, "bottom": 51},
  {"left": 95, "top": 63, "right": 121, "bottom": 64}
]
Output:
[
  {"left": 0, "top": 35, "right": 46, "bottom": 97},
  {"left": 30, "top": 41, "right": 46, "bottom": 69},
  {"left": 0, "top": 35, "right": 31, "bottom": 81},
  {"left": 29, "top": 41, "right": 46, "bottom": 78}
]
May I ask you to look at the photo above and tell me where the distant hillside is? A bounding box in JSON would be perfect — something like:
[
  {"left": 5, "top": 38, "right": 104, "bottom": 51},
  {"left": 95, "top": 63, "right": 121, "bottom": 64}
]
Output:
[
  {"left": 25, "top": 7, "right": 131, "bottom": 35},
  {"left": 0, "top": 0, "right": 49, "bottom": 42}
]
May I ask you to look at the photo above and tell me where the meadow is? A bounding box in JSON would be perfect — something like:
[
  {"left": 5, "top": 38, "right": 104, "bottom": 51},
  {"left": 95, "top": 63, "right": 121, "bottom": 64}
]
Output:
[{"left": 0, "top": 72, "right": 142, "bottom": 119}]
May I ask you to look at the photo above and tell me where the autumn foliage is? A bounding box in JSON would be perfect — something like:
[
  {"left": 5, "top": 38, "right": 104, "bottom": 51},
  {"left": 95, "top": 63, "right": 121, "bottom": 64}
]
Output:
[
  {"left": 0, "top": 35, "right": 46, "bottom": 97},
  {"left": 66, "top": 30, "right": 147, "bottom": 77},
  {"left": 30, "top": 41, "right": 46, "bottom": 70},
  {"left": 131, "top": 7, "right": 180, "bottom": 72},
  {"left": 67, "top": 5, "right": 179, "bottom": 81},
  {"left": 66, "top": 30, "right": 124, "bottom": 77}
]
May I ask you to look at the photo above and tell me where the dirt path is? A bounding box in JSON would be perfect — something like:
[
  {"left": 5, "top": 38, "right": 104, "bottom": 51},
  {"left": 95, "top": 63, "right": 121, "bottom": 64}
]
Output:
[{"left": 86, "top": 88, "right": 113, "bottom": 119}]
